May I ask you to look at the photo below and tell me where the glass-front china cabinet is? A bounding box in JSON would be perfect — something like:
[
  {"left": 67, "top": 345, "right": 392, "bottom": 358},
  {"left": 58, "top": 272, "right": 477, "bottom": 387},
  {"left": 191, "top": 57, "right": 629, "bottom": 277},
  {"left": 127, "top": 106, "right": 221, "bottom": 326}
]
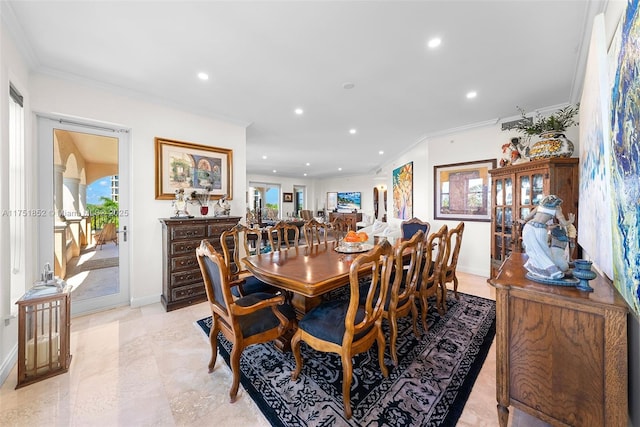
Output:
[{"left": 488, "top": 158, "right": 579, "bottom": 279}]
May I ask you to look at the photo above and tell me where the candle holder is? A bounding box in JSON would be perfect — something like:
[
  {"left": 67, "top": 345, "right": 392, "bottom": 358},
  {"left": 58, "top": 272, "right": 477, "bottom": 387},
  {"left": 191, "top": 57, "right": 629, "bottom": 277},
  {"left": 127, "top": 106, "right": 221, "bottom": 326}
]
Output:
[{"left": 573, "top": 259, "right": 596, "bottom": 292}]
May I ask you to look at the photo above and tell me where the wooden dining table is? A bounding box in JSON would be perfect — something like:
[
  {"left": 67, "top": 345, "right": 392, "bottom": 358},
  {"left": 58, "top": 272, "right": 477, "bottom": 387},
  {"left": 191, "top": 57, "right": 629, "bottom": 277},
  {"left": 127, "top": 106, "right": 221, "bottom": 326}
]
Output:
[{"left": 243, "top": 239, "right": 388, "bottom": 317}]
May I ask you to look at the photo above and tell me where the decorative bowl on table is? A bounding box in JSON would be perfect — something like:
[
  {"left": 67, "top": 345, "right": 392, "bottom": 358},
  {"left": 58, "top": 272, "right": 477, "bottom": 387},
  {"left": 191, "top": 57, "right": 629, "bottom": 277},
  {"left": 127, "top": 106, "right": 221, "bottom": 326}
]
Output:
[{"left": 342, "top": 241, "right": 363, "bottom": 250}]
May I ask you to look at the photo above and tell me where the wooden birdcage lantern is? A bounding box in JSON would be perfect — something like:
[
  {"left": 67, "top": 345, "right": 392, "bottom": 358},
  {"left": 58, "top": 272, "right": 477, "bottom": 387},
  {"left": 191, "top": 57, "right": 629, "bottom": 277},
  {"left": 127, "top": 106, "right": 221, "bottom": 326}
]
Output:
[{"left": 15, "top": 285, "right": 71, "bottom": 389}]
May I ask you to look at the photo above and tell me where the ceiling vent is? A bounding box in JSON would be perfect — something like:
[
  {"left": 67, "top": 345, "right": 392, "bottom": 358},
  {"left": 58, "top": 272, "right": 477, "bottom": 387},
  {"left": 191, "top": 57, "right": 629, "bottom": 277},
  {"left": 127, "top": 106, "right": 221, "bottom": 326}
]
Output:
[{"left": 501, "top": 117, "right": 532, "bottom": 131}]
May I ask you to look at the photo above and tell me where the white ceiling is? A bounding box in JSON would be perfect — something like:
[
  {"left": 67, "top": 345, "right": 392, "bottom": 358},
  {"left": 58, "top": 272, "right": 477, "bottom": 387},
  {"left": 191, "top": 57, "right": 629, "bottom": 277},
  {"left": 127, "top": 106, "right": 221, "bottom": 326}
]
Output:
[{"left": 4, "top": 1, "right": 602, "bottom": 178}]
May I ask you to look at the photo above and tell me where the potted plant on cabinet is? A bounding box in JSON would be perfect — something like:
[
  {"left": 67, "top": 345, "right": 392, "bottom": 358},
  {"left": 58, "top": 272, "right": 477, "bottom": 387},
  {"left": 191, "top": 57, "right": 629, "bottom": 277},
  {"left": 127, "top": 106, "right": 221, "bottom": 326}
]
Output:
[{"left": 511, "top": 104, "right": 579, "bottom": 160}]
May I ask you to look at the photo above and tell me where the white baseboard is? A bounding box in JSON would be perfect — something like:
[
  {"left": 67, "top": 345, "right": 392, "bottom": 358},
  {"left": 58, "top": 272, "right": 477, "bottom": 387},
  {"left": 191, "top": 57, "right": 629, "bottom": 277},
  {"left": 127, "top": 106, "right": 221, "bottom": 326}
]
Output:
[
  {"left": 0, "top": 344, "right": 17, "bottom": 387},
  {"left": 130, "top": 294, "right": 161, "bottom": 308},
  {"left": 458, "top": 265, "right": 490, "bottom": 278}
]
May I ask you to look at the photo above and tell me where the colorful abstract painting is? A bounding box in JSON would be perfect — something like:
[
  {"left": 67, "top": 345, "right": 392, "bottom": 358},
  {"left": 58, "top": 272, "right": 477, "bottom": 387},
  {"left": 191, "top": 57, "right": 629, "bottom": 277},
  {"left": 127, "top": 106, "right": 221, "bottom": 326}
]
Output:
[
  {"left": 609, "top": 0, "right": 640, "bottom": 316},
  {"left": 578, "top": 14, "right": 614, "bottom": 279},
  {"left": 392, "top": 162, "right": 413, "bottom": 220}
]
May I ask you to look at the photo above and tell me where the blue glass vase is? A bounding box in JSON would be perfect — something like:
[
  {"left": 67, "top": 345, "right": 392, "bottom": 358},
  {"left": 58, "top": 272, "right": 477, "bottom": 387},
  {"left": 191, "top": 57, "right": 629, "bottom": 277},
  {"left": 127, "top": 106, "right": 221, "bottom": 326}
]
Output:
[{"left": 573, "top": 259, "right": 596, "bottom": 292}]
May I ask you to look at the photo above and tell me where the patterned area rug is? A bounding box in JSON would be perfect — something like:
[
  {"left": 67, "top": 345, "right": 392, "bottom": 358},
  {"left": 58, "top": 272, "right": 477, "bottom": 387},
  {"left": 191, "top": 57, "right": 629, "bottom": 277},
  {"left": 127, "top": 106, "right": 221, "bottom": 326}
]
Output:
[{"left": 196, "top": 291, "right": 495, "bottom": 427}]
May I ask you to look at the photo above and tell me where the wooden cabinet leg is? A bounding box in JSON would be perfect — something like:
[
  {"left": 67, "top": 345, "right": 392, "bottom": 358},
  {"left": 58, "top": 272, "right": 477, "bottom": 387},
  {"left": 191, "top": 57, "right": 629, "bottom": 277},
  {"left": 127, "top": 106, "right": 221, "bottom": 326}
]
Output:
[{"left": 497, "top": 403, "right": 509, "bottom": 427}]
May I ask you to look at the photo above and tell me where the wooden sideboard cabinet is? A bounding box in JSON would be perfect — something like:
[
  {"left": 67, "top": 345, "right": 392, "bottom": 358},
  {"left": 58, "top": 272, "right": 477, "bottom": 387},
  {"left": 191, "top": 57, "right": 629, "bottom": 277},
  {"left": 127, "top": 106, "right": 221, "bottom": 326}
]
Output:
[
  {"left": 489, "top": 253, "right": 628, "bottom": 427},
  {"left": 159, "top": 216, "right": 240, "bottom": 311},
  {"left": 328, "top": 212, "right": 362, "bottom": 231},
  {"left": 488, "top": 158, "right": 579, "bottom": 279}
]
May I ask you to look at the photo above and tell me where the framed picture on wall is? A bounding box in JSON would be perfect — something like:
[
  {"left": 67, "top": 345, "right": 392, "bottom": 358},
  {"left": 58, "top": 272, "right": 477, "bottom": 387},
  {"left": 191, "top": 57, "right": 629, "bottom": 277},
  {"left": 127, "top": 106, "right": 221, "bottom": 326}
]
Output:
[
  {"left": 283, "top": 192, "right": 293, "bottom": 203},
  {"left": 392, "top": 161, "right": 413, "bottom": 220},
  {"left": 434, "top": 159, "right": 495, "bottom": 221},
  {"left": 155, "top": 137, "right": 233, "bottom": 200}
]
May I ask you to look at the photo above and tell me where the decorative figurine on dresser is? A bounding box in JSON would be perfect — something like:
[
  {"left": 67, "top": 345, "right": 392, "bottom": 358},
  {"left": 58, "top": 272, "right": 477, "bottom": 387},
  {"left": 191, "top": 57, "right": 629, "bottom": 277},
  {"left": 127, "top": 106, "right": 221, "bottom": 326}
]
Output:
[
  {"left": 213, "top": 194, "right": 231, "bottom": 217},
  {"left": 159, "top": 215, "right": 241, "bottom": 311},
  {"left": 517, "top": 195, "right": 576, "bottom": 281},
  {"left": 172, "top": 189, "right": 192, "bottom": 218}
]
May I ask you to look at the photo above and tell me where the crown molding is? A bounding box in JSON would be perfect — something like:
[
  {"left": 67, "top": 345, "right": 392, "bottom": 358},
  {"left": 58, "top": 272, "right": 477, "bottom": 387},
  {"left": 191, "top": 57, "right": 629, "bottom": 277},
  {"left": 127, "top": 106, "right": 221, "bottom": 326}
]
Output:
[{"left": 1, "top": 0, "right": 40, "bottom": 68}]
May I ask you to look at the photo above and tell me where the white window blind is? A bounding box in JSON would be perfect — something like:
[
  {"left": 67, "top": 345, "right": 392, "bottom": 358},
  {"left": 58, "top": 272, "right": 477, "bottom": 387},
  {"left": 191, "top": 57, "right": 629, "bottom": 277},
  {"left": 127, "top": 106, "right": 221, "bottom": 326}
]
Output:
[{"left": 8, "top": 83, "right": 26, "bottom": 314}]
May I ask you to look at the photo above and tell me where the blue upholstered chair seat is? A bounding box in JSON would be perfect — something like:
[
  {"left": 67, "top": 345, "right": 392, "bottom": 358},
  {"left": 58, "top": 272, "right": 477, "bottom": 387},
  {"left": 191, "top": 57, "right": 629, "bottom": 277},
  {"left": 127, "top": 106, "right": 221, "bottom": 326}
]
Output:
[
  {"left": 299, "top": 300, "right": 369, "bottom": 344},
  {"left": 231, "top": 275, "right": 276, "bottom": 297},
  {"left": 234, "top": 292, "right": 296, "bottom": 337}
]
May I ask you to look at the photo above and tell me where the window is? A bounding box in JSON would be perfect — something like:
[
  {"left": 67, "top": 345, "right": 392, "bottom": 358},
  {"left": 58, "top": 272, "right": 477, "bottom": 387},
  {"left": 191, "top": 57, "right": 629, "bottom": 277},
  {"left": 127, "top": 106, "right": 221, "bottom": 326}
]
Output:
[{"left": 8, "top": 83, "right": 26, "bottom": 314}]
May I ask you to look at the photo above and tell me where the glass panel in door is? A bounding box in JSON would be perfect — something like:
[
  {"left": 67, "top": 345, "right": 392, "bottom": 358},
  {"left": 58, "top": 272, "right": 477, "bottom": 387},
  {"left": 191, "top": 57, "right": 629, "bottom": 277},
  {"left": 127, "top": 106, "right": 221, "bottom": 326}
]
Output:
[
  {"left": 532, "top": 173, "right": 544, "bottom": 205},
  {"left": 495, "top": 179, "right": 503, "bottom": 206},
  {"left": 520, "top": 176, "right": 530, "bottom": 205},
  {"left": 38, "top": 117, "right": 130, "bottom": 317}
]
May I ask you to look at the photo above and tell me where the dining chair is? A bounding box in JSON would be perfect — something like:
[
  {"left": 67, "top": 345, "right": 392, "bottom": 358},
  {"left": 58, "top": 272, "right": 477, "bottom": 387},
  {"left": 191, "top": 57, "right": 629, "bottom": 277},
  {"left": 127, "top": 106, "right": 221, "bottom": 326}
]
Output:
[
  {"left": 400, "top": 217, "right": 430, "bottom": 240},
  {"left": 196, "top": 240, "right": 296, "bottom": 402},
  {"left": 384, "top": 229, "right": 425, "bottom": 365},
  {"left": 303, "top": 218, "right": 329, "bottom": 246},
  {"left": 415, "top": 224, "right": 449, "bottom": 330},
  {"left": 267, "top": 221, "right": 300, "bottom": 251},
  {"left": 220, "top": 223, "right": 276, "bottom": 297},
  {"left": 330, "top": 216, "right": 350, "bottom": 241},
  {"left": 443, "top": 221, "right": 465, "bottom": 300},
  {"left": 291, "top": 239, "right": 394, "bottom": 419},
  {"left": 300, "top": 209, "right": 314, "bottom": 221}
]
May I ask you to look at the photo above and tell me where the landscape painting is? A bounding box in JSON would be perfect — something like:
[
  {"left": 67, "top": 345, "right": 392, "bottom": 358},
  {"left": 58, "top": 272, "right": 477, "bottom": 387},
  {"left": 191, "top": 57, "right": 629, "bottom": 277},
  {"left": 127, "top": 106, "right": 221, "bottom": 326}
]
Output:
[{"left": 155, "top": 137, "right": 232, "bottom": 200}]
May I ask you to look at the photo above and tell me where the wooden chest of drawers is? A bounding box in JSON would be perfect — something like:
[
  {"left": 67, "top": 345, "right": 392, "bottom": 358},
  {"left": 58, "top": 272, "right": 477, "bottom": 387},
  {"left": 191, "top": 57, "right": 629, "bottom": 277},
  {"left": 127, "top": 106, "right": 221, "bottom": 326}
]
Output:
[{"left": 159, "top": 216, "right": 240, "bottom": 311}]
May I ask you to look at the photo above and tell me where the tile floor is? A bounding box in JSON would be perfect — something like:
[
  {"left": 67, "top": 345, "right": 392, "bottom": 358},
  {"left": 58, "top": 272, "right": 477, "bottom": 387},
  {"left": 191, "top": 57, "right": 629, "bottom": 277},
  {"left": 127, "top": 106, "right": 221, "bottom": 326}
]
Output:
[{"left": 0, "top": 271, "right": 550, "bottom": 426}]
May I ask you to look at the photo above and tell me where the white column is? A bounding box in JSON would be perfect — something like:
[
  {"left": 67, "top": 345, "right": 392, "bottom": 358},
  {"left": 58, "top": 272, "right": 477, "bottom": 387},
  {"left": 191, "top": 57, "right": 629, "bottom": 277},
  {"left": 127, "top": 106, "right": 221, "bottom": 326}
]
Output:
[
  {"left": 78, "top": 183, "right": 87, "bottom": 215},
  {"left": 54, "top": 165, "right": 66, "bottom": 219},
  {"left": 62, "top": 177, "right": 80, "bottom": 217}
]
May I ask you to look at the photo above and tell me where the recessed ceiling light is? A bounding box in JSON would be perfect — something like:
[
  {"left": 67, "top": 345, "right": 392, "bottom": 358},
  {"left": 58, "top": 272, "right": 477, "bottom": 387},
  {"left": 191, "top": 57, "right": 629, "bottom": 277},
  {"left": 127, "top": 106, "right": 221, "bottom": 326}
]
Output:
[
  {"left": 466, "top": 91, "right": 477, "bottom": 99},
  {"left": 349, "top": 129, "right": 357, "bottom": 135},
  {"left": 427, "top": 38, "right": 442, "bottom": 49},
  {"left": 305, "top": 162, "right": 310, "bottom": 166},
  {"left": 262, "top": 155, "right": 267, "bottom": 160},
  {"left": 273, "top": 169, "right": 277, "bottom": 173},
  {"left": 338, "top": 167, "right": 342, "bottom": 171},
  {"left": 304, "top": 173, "right": 307, "bottom": 177},
  {"left": 295, "top": 108, "right": 304, "bottom": 115},
  {"left": 197, "top": 72, "right": 209, "bottom": 80},
  {"left": 379, "top": 150, "right": 384, "bottom": 155}
]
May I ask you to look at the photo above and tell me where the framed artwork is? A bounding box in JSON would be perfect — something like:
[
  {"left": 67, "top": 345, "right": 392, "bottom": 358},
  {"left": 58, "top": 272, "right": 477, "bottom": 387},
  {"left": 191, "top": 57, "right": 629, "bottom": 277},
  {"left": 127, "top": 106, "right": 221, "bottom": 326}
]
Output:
[
  {"left": 434, "top": 159, "right": 495, "bottom": 222},
  {"left": 578, "top": 14, "right": 613, "bottom": 280},
  {"left": 392, "top": 161, "right": 413, "bottom": 220},
  {"left": 327, "top": 192, "right": 337, "bottom": 211},
  {"left": 608, "top": 0, "right": 640, "bottom": 317},
  {"left": 283, "top": 192, "right": 293, "bottom": 203},
  {"left": 155, "top": 137, "right": 233, "bottom": 200}
]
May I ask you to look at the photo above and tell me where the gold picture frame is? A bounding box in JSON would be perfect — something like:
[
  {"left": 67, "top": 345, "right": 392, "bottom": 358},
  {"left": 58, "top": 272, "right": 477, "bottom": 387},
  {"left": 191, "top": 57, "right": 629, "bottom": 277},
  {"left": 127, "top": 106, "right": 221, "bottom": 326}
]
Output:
[
  {"left": 434, "top": 159, "right": 495, "bottom": 222},
  {"left": 155, "top": 137, "right": 233, "bottom": 200}
]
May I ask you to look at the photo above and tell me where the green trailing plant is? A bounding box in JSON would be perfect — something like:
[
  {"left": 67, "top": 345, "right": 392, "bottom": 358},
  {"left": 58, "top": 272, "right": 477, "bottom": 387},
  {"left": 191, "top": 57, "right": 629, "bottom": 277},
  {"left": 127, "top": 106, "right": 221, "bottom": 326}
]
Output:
[{"left": 512, "top": 104, "right": 580, "bottom": 136}]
